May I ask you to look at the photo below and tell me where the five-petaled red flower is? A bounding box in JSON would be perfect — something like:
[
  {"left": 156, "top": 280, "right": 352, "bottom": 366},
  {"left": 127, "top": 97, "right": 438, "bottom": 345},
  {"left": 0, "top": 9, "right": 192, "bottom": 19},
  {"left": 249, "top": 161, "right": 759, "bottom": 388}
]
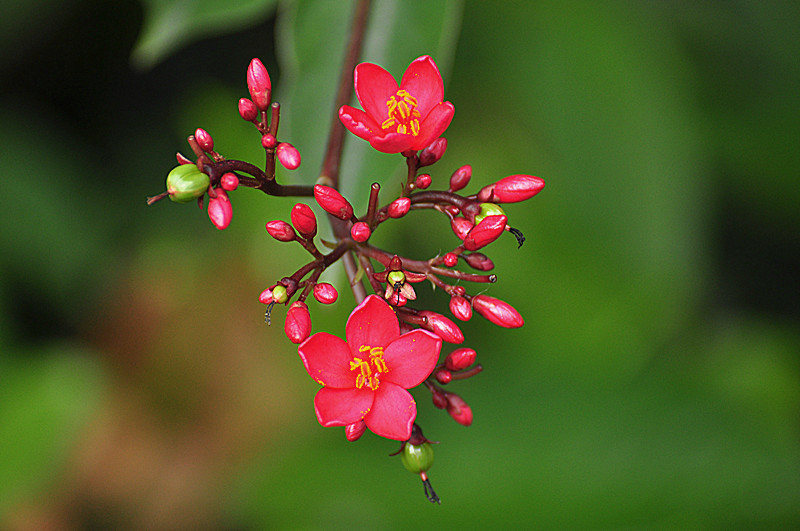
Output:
[
  {"left": 298, "top": 295, "right": 442, "bottom": 440},
  {"left": 338, "top": 55, "right": 455, "bottom": 154}
]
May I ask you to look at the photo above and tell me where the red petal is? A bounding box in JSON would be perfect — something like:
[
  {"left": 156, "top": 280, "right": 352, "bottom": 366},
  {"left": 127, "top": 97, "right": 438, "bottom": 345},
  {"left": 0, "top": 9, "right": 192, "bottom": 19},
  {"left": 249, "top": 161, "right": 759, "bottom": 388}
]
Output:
[
  {"left": 364, "top": 383, "right": 416, "bottom": 440},
  {"left": 382, "top": 329, "right": 441, "bottom": 388},
  {"left": 354, "top": 62, "right": 398, "bottom": 122},
  {"left": 369, "top": 132, "right": 415, "bottom": 154},
  {"left": 298, "top": 332, "right": 355, "bottom": 388},
  {"left": 345, "top": 295, "right": 399, "bottom": 349},
  {"left": 338, "top": 105, "right": 381, "bottom": 142},
  {"left": 411, "top": 101, "right": 455, "bottom": 151},
  {"left": 314, "top": 387, "right": 374, "bottom": 427},
  {"left": 400, "top": 55, "right": 444, "bottom": 118}
]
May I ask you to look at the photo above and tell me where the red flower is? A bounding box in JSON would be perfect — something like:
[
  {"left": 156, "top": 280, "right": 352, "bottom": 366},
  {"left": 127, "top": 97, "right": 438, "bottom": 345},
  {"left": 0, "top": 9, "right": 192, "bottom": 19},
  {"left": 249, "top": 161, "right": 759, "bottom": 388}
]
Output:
[
  {"left": 298, "top": 295, "right": 442, "bottom": 440},
  {"left": 338, "top": 56, "right": 455, "bottom": 154}
]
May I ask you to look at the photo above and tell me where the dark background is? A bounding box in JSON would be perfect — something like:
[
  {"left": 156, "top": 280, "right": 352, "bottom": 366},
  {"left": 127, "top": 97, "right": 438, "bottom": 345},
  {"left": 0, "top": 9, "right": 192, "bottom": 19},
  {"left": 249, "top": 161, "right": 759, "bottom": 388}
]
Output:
[{"left": 2, "top": 0, "right": 799, "bottom": 528}]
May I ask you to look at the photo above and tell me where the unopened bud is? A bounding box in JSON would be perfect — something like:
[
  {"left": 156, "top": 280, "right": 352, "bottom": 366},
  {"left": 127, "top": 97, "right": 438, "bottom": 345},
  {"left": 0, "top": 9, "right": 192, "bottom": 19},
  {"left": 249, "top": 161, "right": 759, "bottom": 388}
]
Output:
[
  {"left": 238, "top": 98, "right": 258, "bottom": 121},
  {"left": 443, "top": 252, "right": 458, "bottom": 267},
  {"left": 207, "top": 188, "right": 232, "bottom": 230},
  {"left": 419, "top": 137, "right": 447, "bottom": 167},
  {"left": 401, "top": 442, "right": 435, "bottom": 474},
  {"left": 463, "top": 215, "right": 507, "bottom": 251},
  {"left": 472, "top": 294, "right": 524, "bottom": 328},
  {"left": 445, "top": 347, "right": 476, "bottom": 371},
  {"left": 194, "top": 128, "right": 214, "bottom": 152},
  {"left": 345, "top": 420, "right": 367, "bottom": 442},
  {"left": 313, "top": 283, "right": 338, "bottom": 304},
  {"left": 478, "top": 174, "right": 545, "bottom": 203},
  {"left": 291, "top": 203, "right": 317, "bottom": 239},
  {"left": 276, "top": 142, "right": 301, "bottom": 170},
  {"left": 434, "top": 369, "right": 452, "bottom": 384},
  {"left": 450, "top": 217, "right": 473, "bottom": 241},
  {"left": 220, "top": 172, "right": 239, "bottom": 191},
  {"left": 284, "top": 301, "right": 311, "bottom": 344},
  {"left": 445, "top": 393, "right": 472, "bottom": 426},
  {"left": 419, "top": 311, "right": 464, "bottom": 344},
  {"left": 449, "top": 164, "right": 472, "bottom": 192},
  {"left": 350, "top": 221, "right": 371, "bottom": 242},
  {"left": 431, "top": 388, "right": 447, "bottom": 409},
  {"left": 247, "top": 58, "right": 272, "bottom": 111},
  {"left": 463, "top": 252, "right": 494, "bottom": 271},
  {"left": 261, "top": 134, "right": 277, "bottom": 149},
  {"left": 314, "top": 185, "right": 353, "bottom": 220},
  {"left": 449, "top": 296, "right": 472, "bottom": 321},
  {"left": 259, "top": 288, "right": 274, "bottom": 304},
  {"left": 166, "top": 164, "right": 209, "bottom": 203},
  {"left": 388, "top": 197, "right": 411, "bottom": 218},
  {"left": 415, "top": 173, "right": 432, "bottom": 189},
  {"left": 265, "top": 220, "right": 296, "bottom": 242}
]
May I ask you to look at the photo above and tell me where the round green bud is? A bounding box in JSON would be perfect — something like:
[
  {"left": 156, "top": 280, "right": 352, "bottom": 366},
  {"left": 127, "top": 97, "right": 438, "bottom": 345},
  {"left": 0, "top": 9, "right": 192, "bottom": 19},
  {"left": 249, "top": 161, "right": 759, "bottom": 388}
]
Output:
[
  {"left": 271, "top": 285, "right": 288, "bottom": 304},
  {"left": 401, "top": 442, "right": 434, "bottom": 474},
  {"left": 167, "top": 164, "right": 210, "bottom": 203},
  {"left": 387, "top": 270, "right": 406, "bottom": 287},
  {"left": 474, "top": 202, "right": 506, "bottom": 224}
]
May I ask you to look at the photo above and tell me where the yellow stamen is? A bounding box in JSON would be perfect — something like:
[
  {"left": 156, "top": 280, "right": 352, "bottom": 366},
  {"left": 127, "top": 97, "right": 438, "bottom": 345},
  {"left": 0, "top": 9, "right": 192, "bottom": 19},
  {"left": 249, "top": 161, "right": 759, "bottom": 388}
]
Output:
[{"left": 381, "top": 90, "right": 421, "bottom": 136}]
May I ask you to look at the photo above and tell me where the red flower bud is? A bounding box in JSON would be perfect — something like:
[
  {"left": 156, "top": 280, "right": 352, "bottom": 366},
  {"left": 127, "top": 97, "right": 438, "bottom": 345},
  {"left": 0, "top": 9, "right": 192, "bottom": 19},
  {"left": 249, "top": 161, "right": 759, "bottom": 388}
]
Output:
[
  {"left": 435, "top": 369, "right": 452, "bottom": 384},
  {"left": 445, "top": 393, "right": 472, "bottom": 426},
  {"left": 194, "top": 128, "right": 214, "bottom": 152},
  {"left": 451, "top": 217, "right": 473, "bottom": 241},
  {"left": 284, "top": 301, "right": 311, "bottom": 344},
  {"left": 259, "top": 288, "right": 274, "bottom": 304},
  {"left": 314, "top": 185, "right": 353, "bottom": 220},
  {"left": 313, "top": 283, "right": 338, "bottom": 304},
  {"left": 445, "top": 205, "right": 460, "bottom": 216},
  {"left": 478, "top": 174, "right": 545, "bottom": 203},
  {"left": 463, "top": 252, "right": 494, "bottom": 271},
  {"left": 291, "top": 203, "right": 317, "bottom": 239},
  {"left": 276, "top": 142, "right": 301, "bottom": 170},
  {"left": 472, "top": 294, "right": 524, "bottom": 328},
  {"left": 247, "top": 58, "right": 272, "bottom": 111},
  {"left": 265, "top": 220, "right": 296, "bottom": 242},
  {"left": 443, "top": 252, "right": 458, "bottom": 267},
  {"left": 431, "top": 388, "right": 447, "bottom": 409},
  {"left": 207, "top": 188, "right": 232, "bottom": 230},
  {"left": 463, "top": 215, "right": 507, "bottom": 251},
  {"left": 388, "top": 197, "right": 411, "bottom": 218},
  {"left": 261, "top": 134, "right": 277, "bottom": 149},
  {"left": 445, "top": 347, "right": 476, "bottom": 371},
  {"left": 415, "top": 173, "right": 432, "bottom": 189},
  {"left": 419, "top": 311, "right": 464, "bottom": 344},
  {"left": 451, "top": 286, "right": 466, "bottom": 297},
  {"left": 238, "top": 98, "right": 258, "bottom": 121},
  {"left": 449, "top": 296, "right": 472, "bottom": 321},
  {"left": 220, "top": 172, "right": 239, "bottom": 191},
  {"left": 345, "top": 420, "right": 367, "bottom": 442},
  {"left": 350, "top": 221, "right": 371, "bottom": 242},
  {"left": 449, "top": 164, "right": 472, "bottom": 192},
  {"left": 419, "top": 137, "right": 447, "bottom": 166}
]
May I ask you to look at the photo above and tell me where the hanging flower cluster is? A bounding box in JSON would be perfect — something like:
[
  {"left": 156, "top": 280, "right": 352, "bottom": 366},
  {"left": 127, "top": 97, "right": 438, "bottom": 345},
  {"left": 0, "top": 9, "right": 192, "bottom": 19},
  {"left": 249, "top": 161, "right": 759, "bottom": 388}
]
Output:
[{"left": 148, "top": 49, "right": 544, "bottom": 504}]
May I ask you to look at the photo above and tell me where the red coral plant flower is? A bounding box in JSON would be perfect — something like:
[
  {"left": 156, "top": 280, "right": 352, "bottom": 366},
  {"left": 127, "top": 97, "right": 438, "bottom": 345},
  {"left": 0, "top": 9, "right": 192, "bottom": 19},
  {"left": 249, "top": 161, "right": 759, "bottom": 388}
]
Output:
[
  {"left": 298, "top": 295, "right": 442, "bottom": 440},
  {"left": 338, "top": 55, "right": 455, "bottom": 154}
]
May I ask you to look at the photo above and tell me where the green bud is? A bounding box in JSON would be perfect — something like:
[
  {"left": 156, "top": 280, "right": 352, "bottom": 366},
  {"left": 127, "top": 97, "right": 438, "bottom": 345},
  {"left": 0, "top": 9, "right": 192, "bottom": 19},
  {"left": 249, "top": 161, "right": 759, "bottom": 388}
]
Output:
[
  {"left": 401, "top": 442, "right": 434, "bottom": 474},
  {"left": 474, "top": 202, "right": 506, "bottom": 224},
  {"left": 271, "top": 285, "right": 288, "bottom": 304},
  {"left": 387, "top": 270, "right": 406, "bottom": 287},
  {"left": 167, "top": 164, "right": 210, "bottom": 203}
]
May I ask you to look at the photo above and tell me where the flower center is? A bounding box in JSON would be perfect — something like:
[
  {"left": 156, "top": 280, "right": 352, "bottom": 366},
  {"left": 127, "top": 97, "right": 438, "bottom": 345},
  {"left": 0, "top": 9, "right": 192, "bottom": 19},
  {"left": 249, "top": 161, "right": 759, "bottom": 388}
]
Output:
[
  {"left": 350, "top": 345, "right": 388, "bottom": 390},
  {"left": 381, "top": 90, "right": 421, "bottom": 136}
]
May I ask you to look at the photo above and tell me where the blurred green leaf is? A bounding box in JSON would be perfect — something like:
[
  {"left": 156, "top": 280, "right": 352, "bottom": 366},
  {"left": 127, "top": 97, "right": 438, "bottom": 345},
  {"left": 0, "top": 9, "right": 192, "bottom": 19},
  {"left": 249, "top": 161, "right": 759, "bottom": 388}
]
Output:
[
  {"left": 132, "top": 0, "right": 278, "bottom": 70},
  {"left": 276, "top": 0, "right": 463, "bottom": 213}
]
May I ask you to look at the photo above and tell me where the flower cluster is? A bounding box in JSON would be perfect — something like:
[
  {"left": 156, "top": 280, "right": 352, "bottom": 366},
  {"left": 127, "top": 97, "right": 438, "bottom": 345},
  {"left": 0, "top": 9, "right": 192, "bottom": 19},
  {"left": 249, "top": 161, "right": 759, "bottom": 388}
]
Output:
[{"left": 148, "top": 53, "right": 544, "bottom": 504}]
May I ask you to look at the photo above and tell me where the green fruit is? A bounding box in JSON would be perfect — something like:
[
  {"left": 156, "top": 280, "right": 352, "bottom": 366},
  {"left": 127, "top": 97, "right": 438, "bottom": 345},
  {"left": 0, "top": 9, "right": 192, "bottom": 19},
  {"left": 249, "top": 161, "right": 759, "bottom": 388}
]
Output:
[
  {"left": 401, "top": 442, "right": 434, "bottom": 474},
  {"left": 166, "top": 164, "right": 210, "bottom": 203},
  {"left": 475, "top": 202, "right": 506, "bottom": 224}
]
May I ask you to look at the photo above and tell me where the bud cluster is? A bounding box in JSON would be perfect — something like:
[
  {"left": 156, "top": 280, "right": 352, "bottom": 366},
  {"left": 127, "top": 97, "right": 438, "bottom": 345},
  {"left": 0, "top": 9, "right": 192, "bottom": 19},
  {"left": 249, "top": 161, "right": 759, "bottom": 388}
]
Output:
[{"left": 148, "top": 52, "right": 545, "bottom": 504}]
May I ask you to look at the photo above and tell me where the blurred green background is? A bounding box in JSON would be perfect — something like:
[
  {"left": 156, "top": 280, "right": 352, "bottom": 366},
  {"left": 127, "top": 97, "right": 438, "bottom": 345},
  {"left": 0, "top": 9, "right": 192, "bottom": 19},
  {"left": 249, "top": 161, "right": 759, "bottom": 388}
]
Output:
[{"left": 2, "top": 0, "right": 799, "bottom": 528}]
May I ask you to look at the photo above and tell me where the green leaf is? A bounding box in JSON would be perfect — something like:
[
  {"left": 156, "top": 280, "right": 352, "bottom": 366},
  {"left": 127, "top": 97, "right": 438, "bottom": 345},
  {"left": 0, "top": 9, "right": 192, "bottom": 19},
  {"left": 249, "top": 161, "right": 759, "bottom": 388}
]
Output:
[
  {"left": 276, "top": 0, "right": 463, "bottom": 212},
  {"left": 131, "top": 0, "right": 278, "bottom": 70}
]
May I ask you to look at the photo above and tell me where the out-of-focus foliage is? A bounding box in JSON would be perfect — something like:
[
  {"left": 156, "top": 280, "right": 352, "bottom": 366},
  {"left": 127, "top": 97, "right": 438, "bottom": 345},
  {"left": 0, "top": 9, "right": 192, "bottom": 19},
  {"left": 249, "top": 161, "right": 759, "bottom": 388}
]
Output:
[{"left": 1, "top": 0, "right": 798, "bottom": 528}]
